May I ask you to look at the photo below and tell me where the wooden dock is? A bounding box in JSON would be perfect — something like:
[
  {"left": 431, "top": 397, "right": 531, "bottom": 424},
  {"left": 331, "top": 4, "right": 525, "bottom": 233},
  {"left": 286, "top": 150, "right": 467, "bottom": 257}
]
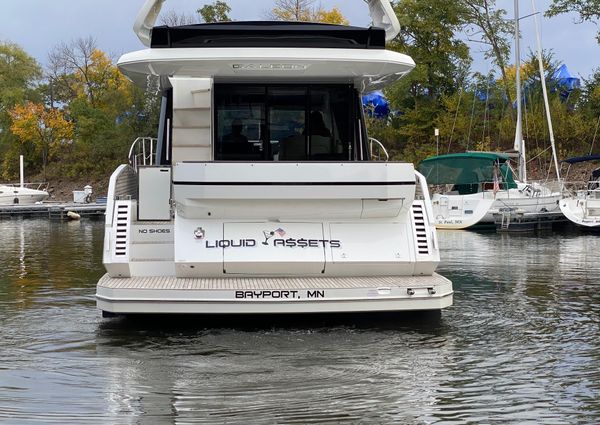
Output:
[{"left": 0, "top": 203, "right": 106, "bottom": 220}]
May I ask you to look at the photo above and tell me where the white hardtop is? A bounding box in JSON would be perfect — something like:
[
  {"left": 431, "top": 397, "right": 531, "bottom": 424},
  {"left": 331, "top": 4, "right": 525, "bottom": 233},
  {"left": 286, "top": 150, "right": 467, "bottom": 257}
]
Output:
[
  {"left": 121, "top": 0, "right": 410, "bottom": 91},
  {"left": 118, "top": 47, "right": 415, "bottom": 92}
]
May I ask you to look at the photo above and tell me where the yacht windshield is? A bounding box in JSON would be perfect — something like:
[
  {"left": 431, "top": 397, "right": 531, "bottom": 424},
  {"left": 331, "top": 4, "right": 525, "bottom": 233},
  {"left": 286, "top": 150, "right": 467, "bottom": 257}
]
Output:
[{"left": 214, "top": 84, "right": 358, "bottom": 161}]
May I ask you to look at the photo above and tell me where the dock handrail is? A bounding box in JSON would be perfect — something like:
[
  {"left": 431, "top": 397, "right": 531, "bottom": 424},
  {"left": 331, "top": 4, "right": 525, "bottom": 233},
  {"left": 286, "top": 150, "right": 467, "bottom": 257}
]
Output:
[
  {"left": 128, "top": 137, "right": 158, "bottom": 172},
  {"left": 369, "top": 137, "right": 390, "bottom": 162}
]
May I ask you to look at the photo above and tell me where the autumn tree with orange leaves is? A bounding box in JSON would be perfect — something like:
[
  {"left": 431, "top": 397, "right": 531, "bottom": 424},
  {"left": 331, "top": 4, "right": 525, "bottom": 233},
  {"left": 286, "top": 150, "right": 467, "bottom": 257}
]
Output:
[{"left": 9, "top": 102, "right": 74, "bottom": 179}]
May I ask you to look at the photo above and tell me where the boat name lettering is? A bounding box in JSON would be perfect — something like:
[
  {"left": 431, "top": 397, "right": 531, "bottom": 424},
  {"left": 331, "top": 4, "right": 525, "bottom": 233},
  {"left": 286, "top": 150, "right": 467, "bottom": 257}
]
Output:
[
  {"left": 204, "top": 238, "right": 341, "bottom": 248},
  {"left": 235, "top": 290, "right": 325, "bottom": 299},
  {"left": 205, "top": 239, "right": 257, "bottom": 248},
  {"left": 272, "top": 238, "right": 341, "bottom": 248},
  {"left": 439, "top": 219, "right": 462, "bottom": 225}
]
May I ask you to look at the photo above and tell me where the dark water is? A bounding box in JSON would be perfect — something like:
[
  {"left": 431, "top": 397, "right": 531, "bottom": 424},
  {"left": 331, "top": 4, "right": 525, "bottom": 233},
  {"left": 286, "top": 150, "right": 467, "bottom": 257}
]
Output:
[{"left": 1, "top": 219, "right": 599, "bottom": 424}]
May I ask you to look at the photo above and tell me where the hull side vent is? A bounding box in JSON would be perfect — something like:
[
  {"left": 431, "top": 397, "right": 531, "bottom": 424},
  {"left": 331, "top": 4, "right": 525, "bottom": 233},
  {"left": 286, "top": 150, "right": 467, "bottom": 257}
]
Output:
[
  {"left": 114, "top": 201, "right": 131, "bottom": 257},
  {"left": 412, "top": 202, "right": 429, "bottom": 255}
]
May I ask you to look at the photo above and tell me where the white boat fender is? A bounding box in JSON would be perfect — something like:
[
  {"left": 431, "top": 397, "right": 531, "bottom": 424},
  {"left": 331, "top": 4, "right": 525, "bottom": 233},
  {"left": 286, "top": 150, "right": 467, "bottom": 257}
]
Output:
[{"left": 67, "top": 211, "right": 81, "bottom": 220}]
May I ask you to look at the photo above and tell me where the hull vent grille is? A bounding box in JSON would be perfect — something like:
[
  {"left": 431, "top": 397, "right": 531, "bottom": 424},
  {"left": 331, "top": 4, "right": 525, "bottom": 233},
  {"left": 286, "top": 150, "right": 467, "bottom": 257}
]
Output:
[
  {"left": 114, "top": 202, "right": 130, "bottom": 257},
  {"left": 412, "top": 203, "right": 429, "bottom": 255}
]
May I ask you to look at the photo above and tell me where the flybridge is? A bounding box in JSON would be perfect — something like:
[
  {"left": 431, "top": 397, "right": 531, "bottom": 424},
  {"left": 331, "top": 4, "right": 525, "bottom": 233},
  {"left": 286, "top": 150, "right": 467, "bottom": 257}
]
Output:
[{"left": 150, "top": 22, "right": 386, "bottom": 49}]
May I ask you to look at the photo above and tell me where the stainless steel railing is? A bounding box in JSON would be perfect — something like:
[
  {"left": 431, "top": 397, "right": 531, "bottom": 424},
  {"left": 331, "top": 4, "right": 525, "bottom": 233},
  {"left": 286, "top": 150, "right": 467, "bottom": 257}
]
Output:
[
  {"left": 369, "top": 137, "right": 390, "bottom": 162},
  {"left": 128, "top": 137, "right": 158, "bottom": 172}
]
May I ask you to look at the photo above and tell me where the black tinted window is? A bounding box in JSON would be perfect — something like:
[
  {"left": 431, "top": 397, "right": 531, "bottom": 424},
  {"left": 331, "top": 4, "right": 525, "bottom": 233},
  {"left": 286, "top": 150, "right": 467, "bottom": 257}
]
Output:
[{"left": 214, "top": 84, "right": 356, "bottom": 161}]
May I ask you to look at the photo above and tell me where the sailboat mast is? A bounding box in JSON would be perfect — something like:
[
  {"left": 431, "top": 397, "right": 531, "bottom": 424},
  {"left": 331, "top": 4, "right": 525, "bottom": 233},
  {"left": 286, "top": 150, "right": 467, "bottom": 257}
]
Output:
[
  {"left": 531, "top": 0, "right": 561, "bottom": 183},
  {"left": 514, "top": 0, "right": 526, "bottom": 182}
]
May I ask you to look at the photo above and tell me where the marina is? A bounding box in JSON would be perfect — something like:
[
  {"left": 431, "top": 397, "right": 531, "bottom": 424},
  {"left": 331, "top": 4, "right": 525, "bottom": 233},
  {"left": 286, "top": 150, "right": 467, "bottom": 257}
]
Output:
[
  {"left": 1, "top": 0, "right": 600, "bottom": 422},
  {"left": 1, "top": 219, "right": 600, "bottom": 423},
  {"left": 494, "top": 209, "right": 568, "bottom": 232},
  {"left": 0, "top": 202, "right": 106, "bottom": 220}
]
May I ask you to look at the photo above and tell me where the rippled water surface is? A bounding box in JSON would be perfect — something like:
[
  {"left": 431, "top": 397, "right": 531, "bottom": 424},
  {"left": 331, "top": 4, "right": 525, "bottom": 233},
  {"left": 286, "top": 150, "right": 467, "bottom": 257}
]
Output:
[{"left": 1, "top": 219, "right": 600, "bottom": 423}]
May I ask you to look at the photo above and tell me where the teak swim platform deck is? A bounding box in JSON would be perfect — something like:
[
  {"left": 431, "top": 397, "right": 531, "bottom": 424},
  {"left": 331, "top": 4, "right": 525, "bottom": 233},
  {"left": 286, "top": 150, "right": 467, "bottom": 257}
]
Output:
[{"left": 96, "top": 273, "right": 453, "bottom": 314}]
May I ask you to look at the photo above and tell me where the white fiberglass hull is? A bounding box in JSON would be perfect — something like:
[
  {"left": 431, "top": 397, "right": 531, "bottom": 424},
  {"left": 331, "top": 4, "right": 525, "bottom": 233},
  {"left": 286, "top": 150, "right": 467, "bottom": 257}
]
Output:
[
  {"left": 0, "top": 185, "right": 49, "bottom": 205},
  {"left": 430, "top": 183, "right": 562, "bottom": 228},
  {"left": 98, "top": 164, "right": 452, "bottom": 315},
  {"left": 560, "top": 195, "right": 600, "bottom": 228},
  {"left": 485, "top": 186, "right": 562, "bottom": 222},
  {"left": 431, "top": 195, "right": 494, "bottom": 229}
]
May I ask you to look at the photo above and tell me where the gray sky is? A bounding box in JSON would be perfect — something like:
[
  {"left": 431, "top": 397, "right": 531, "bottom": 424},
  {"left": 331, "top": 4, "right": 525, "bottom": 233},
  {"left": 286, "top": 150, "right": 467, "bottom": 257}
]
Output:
[{"left": 1, "top": 0, "right": 599, "bottom": 80}]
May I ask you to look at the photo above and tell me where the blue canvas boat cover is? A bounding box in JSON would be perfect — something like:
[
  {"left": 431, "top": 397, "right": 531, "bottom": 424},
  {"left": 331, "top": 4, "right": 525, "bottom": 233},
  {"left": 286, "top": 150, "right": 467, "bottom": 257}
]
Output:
[
  {"left": 553, "top": 64, "right": 581, "bottom": 92},
  {"left": 362, "top": 90, "right": 390, "bottom": 118},
  {"left": 561, "top": 154, "right": 600, "bottom": 164}
]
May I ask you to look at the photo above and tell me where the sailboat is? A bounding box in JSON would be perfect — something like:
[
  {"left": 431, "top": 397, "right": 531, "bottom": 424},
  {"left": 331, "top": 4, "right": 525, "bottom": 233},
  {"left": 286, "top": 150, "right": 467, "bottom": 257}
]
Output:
[{"left": 418, "top": 0, "right": 563, "bottom": 230}]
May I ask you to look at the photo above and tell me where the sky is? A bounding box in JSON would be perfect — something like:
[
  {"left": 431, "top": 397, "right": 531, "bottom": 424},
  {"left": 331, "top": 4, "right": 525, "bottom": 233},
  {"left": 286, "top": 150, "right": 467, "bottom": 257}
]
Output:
[{"left": 1, "top": 0, "right": 599, "bottom": 81}]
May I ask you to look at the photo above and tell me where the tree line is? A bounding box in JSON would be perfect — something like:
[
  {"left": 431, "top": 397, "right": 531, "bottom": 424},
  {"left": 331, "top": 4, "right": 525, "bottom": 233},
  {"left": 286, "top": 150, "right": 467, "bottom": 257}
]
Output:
[{"left": 0, "top": 0, "right": 599, "bottom": 182}]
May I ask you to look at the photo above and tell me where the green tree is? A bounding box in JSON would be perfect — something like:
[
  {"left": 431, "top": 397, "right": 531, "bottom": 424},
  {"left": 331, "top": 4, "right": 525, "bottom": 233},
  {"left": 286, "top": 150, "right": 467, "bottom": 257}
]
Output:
[
  {"left": 0, "top": 42, "right": 42, "bottom": 116},
  {"left": 461, "top": 0, "right": 514, "bottom": 108},
  {"left": 390, "top": 0, "right": 471, "bottom": 101},
  {"left": 44, "top": 38, "right": 159, "bottom": 178},
  {"left": 0, "top": 42, "right": 42, "bottom": 179},
  {"left": 198, "top": 1, "right": 232, "bottom": 23},
  {"left": 546, "top": 0, "right": 600, "bottom": 42},
  {"left": 373, "top": 0, "right": 471, "bottom": 157}
]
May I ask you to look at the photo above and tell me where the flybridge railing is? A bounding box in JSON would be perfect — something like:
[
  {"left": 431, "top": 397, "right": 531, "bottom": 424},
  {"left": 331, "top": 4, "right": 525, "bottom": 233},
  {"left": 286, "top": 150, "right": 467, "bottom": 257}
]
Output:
[
  {"left": 369, "top": 137, "right": 389, "bottom": 162},
  {"left": 128, "top": 137, "right": 158, "bottom": 172}
]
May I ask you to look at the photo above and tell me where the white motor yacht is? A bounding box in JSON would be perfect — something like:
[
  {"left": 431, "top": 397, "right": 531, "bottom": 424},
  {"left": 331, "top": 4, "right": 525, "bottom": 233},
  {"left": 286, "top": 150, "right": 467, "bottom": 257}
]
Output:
[
  {"left": 0, "top": 156, "right": 49, "bottom": 205},
  {"left": 95, "top": 0, "right": 453, "bottom": 315},
  {"left": 0, "top": 184, "right": 49, "bottom": 205}
]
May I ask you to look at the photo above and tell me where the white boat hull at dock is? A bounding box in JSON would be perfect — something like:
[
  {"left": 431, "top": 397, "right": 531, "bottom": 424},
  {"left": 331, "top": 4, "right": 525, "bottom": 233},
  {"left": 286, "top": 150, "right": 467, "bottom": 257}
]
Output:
[
  {"left": 432, "top": 196, "right": 494, "bottom": 229},
  {"left": 0, "top": 185, "right": 49, "bottom": 205},
  {"left": 560, "top": 196, "right": 600, "bottom": 228}
]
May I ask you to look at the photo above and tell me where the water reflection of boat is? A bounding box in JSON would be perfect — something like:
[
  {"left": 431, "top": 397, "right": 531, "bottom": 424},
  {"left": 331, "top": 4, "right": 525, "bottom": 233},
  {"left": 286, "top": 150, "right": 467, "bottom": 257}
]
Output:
[
  {"left": 95, "top": 0, "right": 453, "bottom": 316},
  {"left": 560, "top": 155, "right": 600, "bottom": 228}
]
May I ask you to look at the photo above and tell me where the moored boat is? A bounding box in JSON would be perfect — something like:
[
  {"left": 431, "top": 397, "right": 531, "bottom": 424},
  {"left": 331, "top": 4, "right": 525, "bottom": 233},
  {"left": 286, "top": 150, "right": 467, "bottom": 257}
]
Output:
[
  {"left": 95, "top": 0, "right": 453, "bottom": 316},
  {"left": 560, "top": 155, "right": 600, "bottom": 228},
  {"left": 0, "top": 184, "right": 49, "bottom": 205},
  {"left": 0, "top": 156, "right": 49, "bottom": 205}
]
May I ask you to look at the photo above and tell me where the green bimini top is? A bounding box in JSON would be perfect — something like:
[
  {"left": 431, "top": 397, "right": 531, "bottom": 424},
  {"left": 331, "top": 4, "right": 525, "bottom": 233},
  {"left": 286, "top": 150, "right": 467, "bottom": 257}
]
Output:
[{"left": 418, "top": 152, "right": 517, "bottom": 194}]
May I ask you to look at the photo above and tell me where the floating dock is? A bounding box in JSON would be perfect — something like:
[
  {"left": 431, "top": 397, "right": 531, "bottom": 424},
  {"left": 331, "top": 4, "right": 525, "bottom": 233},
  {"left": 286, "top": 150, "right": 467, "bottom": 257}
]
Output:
[
  {"left": 493, "top": 209, "right": 568, "bottom": 232},
  {"left": 0, "top": 203, "right": 106, "bottom": 220}
]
